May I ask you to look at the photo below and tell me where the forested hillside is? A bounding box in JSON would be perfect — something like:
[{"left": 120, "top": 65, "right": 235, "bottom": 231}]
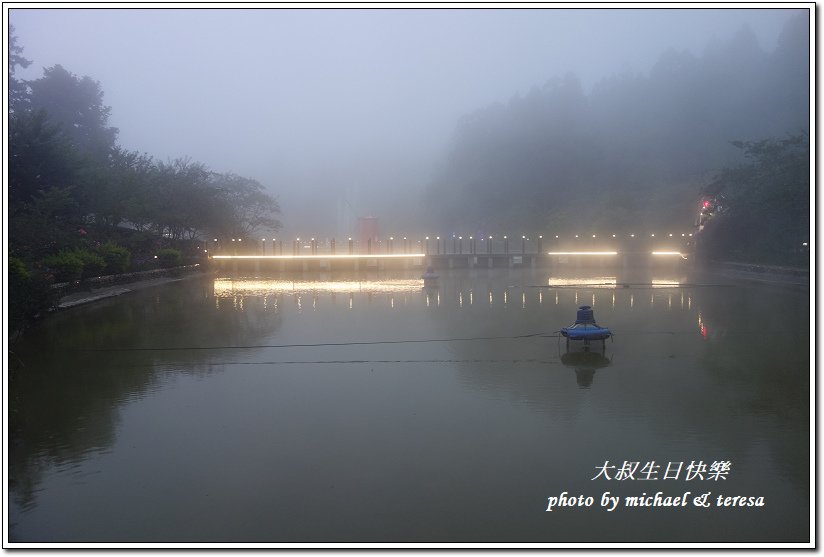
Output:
[
  {"left": 8, "top": 31, "right": 281, "bottom": 332},
  {"left": 425, "top": 14, "right": 809, "bottom": 237}
]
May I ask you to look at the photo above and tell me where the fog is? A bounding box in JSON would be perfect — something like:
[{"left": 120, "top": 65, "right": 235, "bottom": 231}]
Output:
[{"left": 10, "top": 7, "right": 805, "bottom": 238}]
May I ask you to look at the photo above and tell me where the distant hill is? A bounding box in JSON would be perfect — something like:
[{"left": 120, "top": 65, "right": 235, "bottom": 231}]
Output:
[{"left": 424, "top": 13, "right": 809, "bottom": 236}]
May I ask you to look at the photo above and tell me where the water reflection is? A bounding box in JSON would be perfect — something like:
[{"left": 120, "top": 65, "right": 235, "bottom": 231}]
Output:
[
  {"left": 9, "top": 278, "right": 283, "bottom": 516},
  {"left": 548, "top": 276, "right": 617, "bottom": 287},
  {"left": 560, "top": 350, "right": 612, "bottom": 388},
  {"left": 213, "top": 277, "right": 424, "bottom": 296},
  {"left": 546, "top": 277, "right": 685, "bottom": 288},
  {"left": 208, "top": 274, "right": 704, "bottom": 318},
  {"left": 214, "top": 277, "right": 433, "bottom": 313},
  {"left": 8, "top": 269, "right": 810, "bottom": 542}
]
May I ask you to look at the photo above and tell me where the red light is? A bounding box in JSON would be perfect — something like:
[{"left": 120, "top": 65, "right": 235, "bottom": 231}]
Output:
[{"left": 702, "top": 200, "right": 710, "bottom": 208}]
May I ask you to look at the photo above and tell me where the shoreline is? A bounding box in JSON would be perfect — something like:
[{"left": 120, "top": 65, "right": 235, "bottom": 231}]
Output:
[
  {"left": 55, "top": 266, "right": 213, "bottom": 310},
  {"left": 709, "top": 261, "right": 810, "bottom": 288}
]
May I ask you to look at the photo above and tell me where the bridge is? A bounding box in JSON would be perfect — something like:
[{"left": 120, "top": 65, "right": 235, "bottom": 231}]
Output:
[{"left": 208, "top": 230, "right": 694, "bottom": 272}]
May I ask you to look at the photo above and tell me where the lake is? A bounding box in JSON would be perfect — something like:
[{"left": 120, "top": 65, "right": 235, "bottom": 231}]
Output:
[{"left": 7, "top": 266, "right": 811, "bottom": 544}]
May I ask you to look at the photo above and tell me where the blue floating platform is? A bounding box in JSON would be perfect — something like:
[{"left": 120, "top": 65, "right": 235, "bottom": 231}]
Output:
[
  {"left": 560, "top": 323, "right": 613, "bottom": 341},
  {"left": 560, "top": 305, "right": 612, "bottom": 341}
]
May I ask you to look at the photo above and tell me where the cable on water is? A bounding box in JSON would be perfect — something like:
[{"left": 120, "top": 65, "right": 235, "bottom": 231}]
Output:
[
  {"left": 63, "top": 323, "right": 783, "bottom": 355},
  {"left": 145, "top": 358, "right": 565, "bottom": 368},
  {"left": 61, "top": 326, "right": 776, "bottom": 354},
  {"left": 65, "top": 331, "right": 559, "bottom": 353}
]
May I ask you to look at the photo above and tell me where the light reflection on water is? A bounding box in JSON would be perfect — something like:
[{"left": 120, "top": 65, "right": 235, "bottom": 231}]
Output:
[
  {"left": 548, "top": 276, "right": 618, "bottom": 287},
  {"left": 545, "top": 277, "right": 684, "bottom": 288},
  {"left": 211, "top": 274, "right": 695, "bottom": 318},
  {"left": 8, "top": 269, "right": 810, "bottom": 543},
  {"left": 213, "top": 277, "right": 425, "bottom": 296}
]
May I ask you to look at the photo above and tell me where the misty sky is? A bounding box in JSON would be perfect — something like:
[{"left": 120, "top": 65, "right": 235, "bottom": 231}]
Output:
[{"left": 10, "top": 7, "right": 803, "bottom": 236}]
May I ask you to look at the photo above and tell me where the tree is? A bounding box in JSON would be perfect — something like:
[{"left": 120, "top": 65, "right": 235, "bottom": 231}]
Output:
[
  {"left": 148, "top": 158, "right": 213, "bottom": 240},
  {"left": 7, "top": 35, "right": 286, "bottom": 333},
  {"left": 109, "top": 149, "right": 156, "bottom": 231},
  {"left": 699, "top": 133, "right": 809, "bottom": 265},
  {"left": 28, "top": 64, "right": 118, "bottom": 160},
  {"left": 8, "top": 25, "right": 31, "bottom": 116},
  {"left": 425, "top": 16, "right": 808, "bottom": 236},
  {"left": 8, "top": 109, "right": 80, "bottom": 213},
  {"left": 209, "top": 173, "right": 281, "bottom": 238}
]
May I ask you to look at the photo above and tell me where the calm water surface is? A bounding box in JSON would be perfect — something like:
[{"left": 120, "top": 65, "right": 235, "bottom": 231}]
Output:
[{"left": 8, "top": 268, "right": 810, "bottom": 543}]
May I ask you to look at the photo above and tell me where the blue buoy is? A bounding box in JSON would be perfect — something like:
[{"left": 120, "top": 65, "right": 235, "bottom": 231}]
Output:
[
  {"left": 561, "top": 305, "right": 612, "bottom": 346},
  {"left": 576, "top": 305, "right": 595, "bottom": 324}
]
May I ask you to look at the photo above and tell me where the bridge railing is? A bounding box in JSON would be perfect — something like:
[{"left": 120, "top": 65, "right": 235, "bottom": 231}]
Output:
[{"left": 208, "top": 232, "right": 695, "bottom": 257}]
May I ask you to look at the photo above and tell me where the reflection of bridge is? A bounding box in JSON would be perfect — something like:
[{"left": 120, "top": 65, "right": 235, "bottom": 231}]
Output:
[{"left": 209, "top": 231, "right": 694, "bottom": 271}]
